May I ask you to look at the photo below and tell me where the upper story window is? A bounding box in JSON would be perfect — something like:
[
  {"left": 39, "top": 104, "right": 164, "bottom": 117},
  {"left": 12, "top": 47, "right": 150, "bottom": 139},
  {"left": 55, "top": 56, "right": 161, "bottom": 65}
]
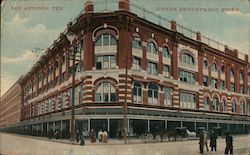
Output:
[
  {"left": 230, "top": 83, "right": 235, "bottom": 92},
  {"left": 95, "top": 33, "right": 116, "bottom": 46},
  {"left": 203, "top": 59, "right": 208, "bottom": 69},
  {"left": 148, "top": 83, "right": 158, "bottom": 105},
  {"left": 221, "top": 64, "right": 225, "bottom": 74},
  {"left": 96, "top": 55, "right": 116, "bottom": 70},
  {"left": 181, "top": 53, "right": 194, "bottom": 65},
  {"left": 147, "top": 42, "right": 157, "bottom": 54},
  {"left": 163, "top": 65, "right": 170, "bottom": 77},
  {"left": 54, "top": 96, "right": 58, "bottom": 111},
  {"left": 213, "top": 96, "right": 219, "bottom": 111},
  {"left": 211, "top": 78, "right": 218, "bottom": 89},
  {"left": 180, "top": 92, "right": 196, "bottom": 109},
  {"left": 240, "top": 100, "right": 245, "bottom": 114},
  {"left": 61, "top": 92, "right": 66, "bottom": 109},
  {"left": 240, "top": 71, "right": 244, "bottom": 81},
  {"left": 133, "top": 82, "right": 142, "bottom": 103},
  {"left": 231, "top": 99, "right": 237, "bottom": 113},
  {"left": 248, "top": 73, "right": 250, "bottom": 82},
  {"left": 132, "top": 57, "right": 141, "bottom": 71},
  {"left": 163, "top": 47, "right": 170, "bottom": 58},
  {"left": 239, "top": 85, "right": 244, "bottom": 94},
  {"left": 179, "top": 70, "right": 195, "bottom": 84},
  {"left": 204, "top": 96, "right": 210, "bottom": 111},
  {"left": 62, "top": 54, "right": 66, "bottom": 65},
  {"left": 54, "top": 61, "right": 59, "bottom": 70},
  {"left": 230, "top": 69, "right": 234, "bottom": 78},
  {"left": 147, "top": 62, "right": 158, "bottom": 75},
  {"left": 95, "top": 82, "right": 117, "bottom": 102},
  {"left": 222, "top": 98, "right": 227, "bottom": 112},
  {"left": 203, "top": 76, "right": 208, "bottom": 86},
  {"left": 47, "top": 68, "right": 51, "bottom": 80},
  {"left": 220, "top": 80, "right": 225, "bottom": 90},
  {"left": 211, "top": 63, "right": 217, "bottom": 72},
  {"left": 132, "top": 37, "right": 142, "bottom": 49},
  {"left": 164, "top": 87, "right": 172, "bottom": 107}
]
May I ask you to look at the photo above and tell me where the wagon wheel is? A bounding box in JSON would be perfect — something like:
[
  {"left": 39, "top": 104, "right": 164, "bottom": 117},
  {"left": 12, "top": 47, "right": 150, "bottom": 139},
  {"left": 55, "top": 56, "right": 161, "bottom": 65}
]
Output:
[
  {"left": 146, "top": 134, "right": 154, "bottom": 143},
  {"left": 139, "top": 133, "right": 146, "bottom": 140}
]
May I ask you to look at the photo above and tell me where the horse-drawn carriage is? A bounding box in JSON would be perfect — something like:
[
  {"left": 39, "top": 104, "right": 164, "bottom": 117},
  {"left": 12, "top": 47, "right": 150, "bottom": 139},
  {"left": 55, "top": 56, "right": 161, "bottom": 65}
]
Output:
[{"left": 139, "top": 127, "right": 194, "bottom": 143}]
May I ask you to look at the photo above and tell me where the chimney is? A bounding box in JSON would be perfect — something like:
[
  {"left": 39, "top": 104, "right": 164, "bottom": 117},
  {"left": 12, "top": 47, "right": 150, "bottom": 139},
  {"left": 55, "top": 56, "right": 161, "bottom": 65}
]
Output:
[
  {"left": 196, "top": 32, "right": 201, "bottom": 41},
  {"left": 171, "top": 20, "right": 176, "bottom": 32},
  {"left": 119, "top": 0, "right": 130, "bottom": 11},
  {"left": 85, "top": 0, "right": 94, "bottom": 13}
]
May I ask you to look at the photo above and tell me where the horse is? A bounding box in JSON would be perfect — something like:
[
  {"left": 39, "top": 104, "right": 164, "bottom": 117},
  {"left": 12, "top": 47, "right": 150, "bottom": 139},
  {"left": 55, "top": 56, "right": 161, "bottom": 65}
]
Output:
[{"left": 151, "top": 130, "right": 177, "bottom": 142}]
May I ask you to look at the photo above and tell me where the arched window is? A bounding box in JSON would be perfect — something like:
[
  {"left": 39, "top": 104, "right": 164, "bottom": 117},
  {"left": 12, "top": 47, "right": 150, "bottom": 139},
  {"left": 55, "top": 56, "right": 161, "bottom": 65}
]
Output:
[
  {"left": 147, "top": 42, "right": 157, "bottom": 54},
  {"left": 163, "top": 47, "right": 170, "bottom": 58},
  {"left": 164, "top": 87, "right": 172, "bottom": 106},
  {"left": 61, "top": 92, "right": 66, "bottom": 109},
  {"left": 95, "top": 33, "right": 117, "bottom": 46},
  {"left": 181, "top": 53, "right": 195, "bottom": 65},
  {"left": 132, "top": 37, "right": 142, "bottom": 49},
  {"left": 213, "top": 96, "right": 219, "bottom": 111},
  {"left": 48, "top": 98, "right": 52, "bottom": 112},
  {"left": 148, "top": 83, "right": 158, "bottom": 105},
  {"left": 203, "top": 59, "right": 208, "bottom": 69},
  {"left": 231, "top": 99, "right": 237, "bottom": 113},
  {"left": 240, "top": 100, "right": 245, "bottom": 114},
  {"left": 222, "top": 98, "right": 227, "bottom": 112},
  {"left": 54, "top": 96, "right": 58, "bottom": 111},
  {"left": 211, "top": 63, "right": 217, "bottom": 72},
  {"left": 133, "top": 82, "right": 142, "bottom": 103},
  {"left": 204, "top": 96, "right": 210, "bottom": 111},
  {"left": 95, "top": 82, "right": 117, "bottom": 102},
  {"left": 221, "top": 64, "right": 225, "bottom": 74}
]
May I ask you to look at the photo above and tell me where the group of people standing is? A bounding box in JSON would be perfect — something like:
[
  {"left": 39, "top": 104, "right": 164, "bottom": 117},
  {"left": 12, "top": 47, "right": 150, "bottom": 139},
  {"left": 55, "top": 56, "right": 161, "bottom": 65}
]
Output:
[
  {"left": 199, "top": 130, "right": 233, "bottom": 154},
  {"left": 89, "top": 129, "right": 108, "bottom": 143}
]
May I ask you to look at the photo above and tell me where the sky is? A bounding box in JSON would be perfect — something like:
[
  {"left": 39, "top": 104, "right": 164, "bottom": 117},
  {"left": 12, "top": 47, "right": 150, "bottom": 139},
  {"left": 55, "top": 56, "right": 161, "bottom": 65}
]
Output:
[{"left": 1, "top": 0, "right": 250, "bottom": 96}]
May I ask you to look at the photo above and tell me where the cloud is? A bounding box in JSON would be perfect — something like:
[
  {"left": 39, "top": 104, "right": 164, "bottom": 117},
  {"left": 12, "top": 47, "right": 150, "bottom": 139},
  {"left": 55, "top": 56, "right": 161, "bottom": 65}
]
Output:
[
  {"left": 11, "top": 13, "right": 30, "bottom": 25},
  {"left": 2, "top": 13, "right": 62, "bottom": 54},
  {"left": 1, "top": 50, "right": 37, "bottom": 64}
]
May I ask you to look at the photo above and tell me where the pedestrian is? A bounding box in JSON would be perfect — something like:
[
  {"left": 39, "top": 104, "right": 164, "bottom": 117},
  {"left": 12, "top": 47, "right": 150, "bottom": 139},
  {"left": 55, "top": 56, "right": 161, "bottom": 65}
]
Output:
[
  {"left": 80, "top": 131, "right": 85, "bottom": 146},
  {"left": 76, "top": 129, "right": 79, "bottom": 143},
  {"left": 203, "top": 131, "right": 209, "bottom": 152},
  {"left": 224, "top": 132, "right": 233, "bottom": 155},
  {"left": 210, "top": 130, "right": 217, "bottom": 151},
  {"left": 103, "top": 130, "right": 108, "bottom": 143},
  {"left": 90, "top": 129, "right": 96, "bottom": 143},
  {"left": 199, "top": 132, "right": 204, "bottom": 153},
  {"left": 97, "top": 129, "right": 103, "bottom": 142},
  {"left": 118, "top": 129, "right": 122, "bottom": 139}
]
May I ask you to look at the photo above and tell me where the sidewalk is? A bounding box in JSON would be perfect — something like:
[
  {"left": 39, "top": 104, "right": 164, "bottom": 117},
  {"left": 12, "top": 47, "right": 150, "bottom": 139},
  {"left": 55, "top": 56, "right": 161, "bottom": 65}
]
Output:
[{"left": 2, "top": 132, "right": 201, "bottom": 146}]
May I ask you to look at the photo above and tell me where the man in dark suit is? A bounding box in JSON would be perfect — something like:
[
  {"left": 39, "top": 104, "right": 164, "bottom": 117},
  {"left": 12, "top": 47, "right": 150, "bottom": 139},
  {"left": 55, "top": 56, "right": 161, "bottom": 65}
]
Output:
[
  {"left": 224, "top": 132, "right": 233, "bottom": 155},
  {"left": 199, "top": 132, "right": 204, "bottom": 153}
]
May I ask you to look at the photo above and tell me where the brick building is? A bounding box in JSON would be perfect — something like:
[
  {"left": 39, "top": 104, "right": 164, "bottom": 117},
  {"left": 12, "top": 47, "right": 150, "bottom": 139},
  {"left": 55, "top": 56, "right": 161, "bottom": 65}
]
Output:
[
  {"left": 1, "top": 0, "right": 250, "bottom": 137},
  {"left": 0, "top": 78, "right": 23, "bottom": 128}
]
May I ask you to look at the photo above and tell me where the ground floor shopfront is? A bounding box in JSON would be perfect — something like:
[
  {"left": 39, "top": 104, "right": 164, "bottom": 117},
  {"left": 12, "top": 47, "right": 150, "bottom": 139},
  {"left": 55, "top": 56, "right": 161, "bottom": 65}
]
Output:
[{"left": 1, "top": 105, "right": 250, "bottom": 138}]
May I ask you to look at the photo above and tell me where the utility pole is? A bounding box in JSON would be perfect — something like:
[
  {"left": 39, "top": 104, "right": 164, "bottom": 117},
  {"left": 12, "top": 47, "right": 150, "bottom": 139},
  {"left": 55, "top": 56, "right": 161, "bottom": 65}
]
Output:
[{"left": 124, "top": 55, "right": 128, "bottom": 144}]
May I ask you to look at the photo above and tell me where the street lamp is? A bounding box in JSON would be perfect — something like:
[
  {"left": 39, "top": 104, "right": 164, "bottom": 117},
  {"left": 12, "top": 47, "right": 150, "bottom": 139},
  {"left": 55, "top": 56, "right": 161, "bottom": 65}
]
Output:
[{"left": 66, "top": 23, "right": 77, "bottom": 143}]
